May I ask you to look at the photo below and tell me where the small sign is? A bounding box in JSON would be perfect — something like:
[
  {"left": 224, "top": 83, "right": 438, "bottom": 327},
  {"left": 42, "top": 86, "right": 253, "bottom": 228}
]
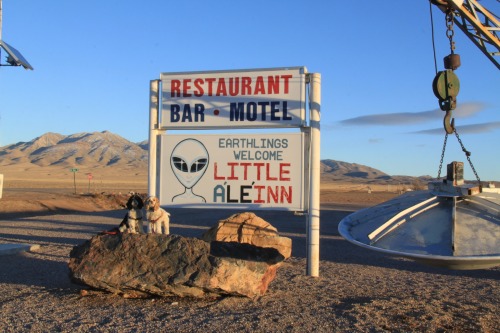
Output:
[
  {"left": 87, "top": 173, "right": 93, "bottom": 180},
  {"left": 70, "top": 168, "right": 79, "bottom": 172}
]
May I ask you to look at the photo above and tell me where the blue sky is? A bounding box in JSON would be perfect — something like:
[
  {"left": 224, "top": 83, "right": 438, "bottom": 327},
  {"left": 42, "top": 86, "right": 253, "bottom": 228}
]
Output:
[{"left": 1, "top": 0, "right": 499, "bottom": 180}]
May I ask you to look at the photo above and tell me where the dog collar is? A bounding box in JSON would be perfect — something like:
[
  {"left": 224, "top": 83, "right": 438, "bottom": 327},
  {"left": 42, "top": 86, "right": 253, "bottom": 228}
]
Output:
[{"left": 149, "top": 210, "right": 163, "bottom": 223}]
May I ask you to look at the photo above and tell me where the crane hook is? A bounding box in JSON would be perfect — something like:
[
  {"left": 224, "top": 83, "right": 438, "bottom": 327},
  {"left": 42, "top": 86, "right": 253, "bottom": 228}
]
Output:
[{"left": 444, "top": 110, "right": 455, "bottom": 134}]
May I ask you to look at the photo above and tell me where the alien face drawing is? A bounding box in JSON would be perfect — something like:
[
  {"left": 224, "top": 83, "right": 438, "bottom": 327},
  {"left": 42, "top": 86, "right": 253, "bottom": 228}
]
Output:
[{"left": 170, "top": 139, "right": 209, "bottom": 202}]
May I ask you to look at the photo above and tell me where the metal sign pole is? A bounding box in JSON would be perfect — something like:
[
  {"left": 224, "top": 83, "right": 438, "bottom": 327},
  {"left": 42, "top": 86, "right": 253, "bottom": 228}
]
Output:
[
  {"left": 70, "top": 168, "right": 78, "bottom": 194},
  {"left": 148, "top": 79, "right": 160, "bottom": 197},
  {"left": 1, "top": 0, "right": 3, "bottom": 41},
  {"left": 0, "top": 174, "right": 3, "bottom": 199},
  {"left": 307, "top": 73, "right": 321, "bottom": 277}
]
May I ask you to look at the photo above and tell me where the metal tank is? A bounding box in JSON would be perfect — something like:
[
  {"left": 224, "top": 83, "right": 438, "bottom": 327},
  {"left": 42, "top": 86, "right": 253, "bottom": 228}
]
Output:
[{"left": 338, "top": 162, "right": 500, "bottom": 270}]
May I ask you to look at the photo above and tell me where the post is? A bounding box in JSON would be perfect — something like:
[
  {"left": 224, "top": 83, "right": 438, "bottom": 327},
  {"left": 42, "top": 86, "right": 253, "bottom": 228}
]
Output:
[
  {"left": 307, "top": 73, "right": 321, "bottom": 277},
  {"left": 73, "top": 172, "right": 76, "bottom": 194},
  {"left": 0, "top": 0, "right": 3, "bottom": 41},
  {"left": 148, "top": 79, "right": 160, "bottom": 197}
]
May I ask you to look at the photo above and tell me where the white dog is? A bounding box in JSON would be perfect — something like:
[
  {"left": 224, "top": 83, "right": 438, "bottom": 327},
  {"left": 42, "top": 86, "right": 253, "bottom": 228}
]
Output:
[{"left": 144, "top": 196, "right": 170, "bottom": 234}]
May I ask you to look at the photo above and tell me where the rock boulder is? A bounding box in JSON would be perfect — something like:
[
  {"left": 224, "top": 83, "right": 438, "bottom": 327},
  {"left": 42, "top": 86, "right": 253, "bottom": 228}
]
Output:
[
  {"left": 202, "top": 212, "right": 292, "bottom": 259},
  {"left": 69, "top": 233, "right": 283, "bottom": 299}
]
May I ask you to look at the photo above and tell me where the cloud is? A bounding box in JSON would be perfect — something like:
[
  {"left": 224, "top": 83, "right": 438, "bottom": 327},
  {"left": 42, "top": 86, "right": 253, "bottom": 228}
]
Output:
[
  {"left": 411, "top": 121, "right": 500, "bottom": 135},
  {"left": 368, "top": 138, "right": 383, "bottom": 143},
  {"left": 338, "top": 102, "right": 486, "bottom": 126}
]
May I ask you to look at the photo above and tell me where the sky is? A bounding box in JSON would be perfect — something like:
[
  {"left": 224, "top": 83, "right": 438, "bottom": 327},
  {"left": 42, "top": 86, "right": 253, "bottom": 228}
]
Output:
[{"left": 1, "top": 0, "right": 499, "bottom": 181}]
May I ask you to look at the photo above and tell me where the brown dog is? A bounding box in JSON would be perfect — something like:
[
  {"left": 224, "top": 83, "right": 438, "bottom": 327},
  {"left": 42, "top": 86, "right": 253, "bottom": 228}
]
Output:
[{"left": 144, "top": 196, "right": 170, "bottom": 234}]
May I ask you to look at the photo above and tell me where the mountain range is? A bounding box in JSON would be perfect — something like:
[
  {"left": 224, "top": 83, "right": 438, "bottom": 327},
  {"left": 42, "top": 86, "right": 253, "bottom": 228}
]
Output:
[
  {"left": 0, "top": 131, "right": 147, "bottom": 169},
  {"left": 0, "top": 131, "right": 429, "bottom": 185}
]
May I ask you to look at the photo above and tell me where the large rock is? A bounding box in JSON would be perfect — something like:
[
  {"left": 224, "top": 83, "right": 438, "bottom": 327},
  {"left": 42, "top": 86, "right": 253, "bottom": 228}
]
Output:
[
  {"left": 202, "top": 212, "right": 292, "bottom": 259},
  {"left": 69, "top": 233, "right": 283, "bottom": 299}
]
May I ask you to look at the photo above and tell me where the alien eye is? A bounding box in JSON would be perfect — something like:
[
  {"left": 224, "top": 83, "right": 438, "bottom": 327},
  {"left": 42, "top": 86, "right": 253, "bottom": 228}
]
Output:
[
  {"left": 172, "top": 157, "right": 188, "bottom": 172},
  {"left": 190, "top": 158, "right": 207, "bottom": 172}
]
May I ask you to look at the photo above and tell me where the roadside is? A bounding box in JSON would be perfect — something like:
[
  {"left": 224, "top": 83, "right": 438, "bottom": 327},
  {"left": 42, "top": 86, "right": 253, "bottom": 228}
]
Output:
[{"left": 0, "top": 188, "right": 399, "bottom": 215}]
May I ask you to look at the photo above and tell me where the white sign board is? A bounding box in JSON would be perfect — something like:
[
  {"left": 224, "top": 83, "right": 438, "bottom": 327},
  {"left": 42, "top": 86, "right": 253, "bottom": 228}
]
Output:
[
  {"left": 159, "top": 132, "right": 305, "bottom": 210},
  {"left": 160, "top": 67, "right": 306, "bottom": 129}
]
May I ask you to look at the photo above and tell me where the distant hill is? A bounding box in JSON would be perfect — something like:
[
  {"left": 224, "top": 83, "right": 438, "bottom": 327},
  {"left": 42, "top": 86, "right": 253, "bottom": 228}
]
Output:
[
  {"left": 321, "top": 159, "right": 390, "bottom": 180},
  {"left": 320, "top": 159, "right": 431, "bottom": 185},
  {"left": 0, "top": 131, "right": 147, "bottom": 168},
  {"left": 0, "top": 131, "right": 430, "bottom": 185}
]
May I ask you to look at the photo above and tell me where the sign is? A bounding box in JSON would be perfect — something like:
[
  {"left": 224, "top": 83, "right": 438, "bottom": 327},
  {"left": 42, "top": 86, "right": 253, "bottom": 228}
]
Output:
[
  {"left": 160, "top": 132, "right": 305, "bottom": 210},
  {"left": 70, "top": 168, "right": 78, "bottom": 172},
  {"left": 160, "top": 67, "right": 306, "bottom": 129},
  {"left": 149, "top": 68, "right": 321, "bottom": 277}
]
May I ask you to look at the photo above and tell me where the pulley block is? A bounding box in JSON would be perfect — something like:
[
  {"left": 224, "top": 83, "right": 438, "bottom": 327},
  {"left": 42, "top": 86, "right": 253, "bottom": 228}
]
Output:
[{"left": 432, "top": 69, "right": 460, "bottom": 111}]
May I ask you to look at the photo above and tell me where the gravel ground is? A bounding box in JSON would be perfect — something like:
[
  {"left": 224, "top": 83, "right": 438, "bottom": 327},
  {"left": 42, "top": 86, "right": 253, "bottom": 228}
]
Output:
[{"left": 0, "top": 206, "right": 499, "bottom": 332}]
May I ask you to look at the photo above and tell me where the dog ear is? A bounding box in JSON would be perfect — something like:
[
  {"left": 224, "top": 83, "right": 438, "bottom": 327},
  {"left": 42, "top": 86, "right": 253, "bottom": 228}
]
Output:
[
  {"left": 136, "top": 195, "right": 144, "bottom": 209},
  {"left": 154, "top": 197, "right": 160, "bottom": 211},
  {"left": 126, "top": 196, "right": 133, "bottom": 210}
]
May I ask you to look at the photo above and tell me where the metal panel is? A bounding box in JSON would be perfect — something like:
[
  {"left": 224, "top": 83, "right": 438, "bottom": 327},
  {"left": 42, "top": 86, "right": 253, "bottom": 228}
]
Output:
[
  {"left": 338, "top": 190, "right": 500, "bottom": 270},
  {"left": 0, "top": 40, "right": 33, "bottom": 70}
]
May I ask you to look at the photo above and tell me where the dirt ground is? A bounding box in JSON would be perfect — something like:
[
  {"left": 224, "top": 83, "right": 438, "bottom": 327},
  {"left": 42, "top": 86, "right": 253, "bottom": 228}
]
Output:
[
  {"left": 0, "top": 188, "right": 399, "bottom": 215},
  {"left": 0, "top": 175, "right": 498, "bottom": 332},
  {"left": 0, "top": 162, "right": 404, "bottom": 212},
  {"left": 0, "top": 171, "right": 399, "bottom": 214}
]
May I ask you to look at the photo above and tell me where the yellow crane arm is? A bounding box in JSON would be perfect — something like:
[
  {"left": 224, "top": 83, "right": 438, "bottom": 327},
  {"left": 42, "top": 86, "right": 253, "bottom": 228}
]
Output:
[{"left": 432, "top": 0, "right": 500, "bottom": 70}]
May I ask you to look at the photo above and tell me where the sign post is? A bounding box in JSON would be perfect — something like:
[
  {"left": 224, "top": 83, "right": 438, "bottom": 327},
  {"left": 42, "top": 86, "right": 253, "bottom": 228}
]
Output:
[
  {"left": 70, "top": 168, "right": 78, "bottom": 194},
  {"left": 307, "top": 73, "right": 321, "bottom": 277},
  {"left": 87, "top": 173, "right": 93, "bottom": 193},
  {"left": 148, "top": 79, "right": 160, "bottom": 196}
]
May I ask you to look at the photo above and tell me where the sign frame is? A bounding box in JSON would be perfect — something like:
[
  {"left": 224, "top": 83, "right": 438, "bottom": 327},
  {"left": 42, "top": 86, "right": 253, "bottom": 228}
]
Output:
[{"left": 148, "top": 68, "right": 321, "bottom": 277}]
